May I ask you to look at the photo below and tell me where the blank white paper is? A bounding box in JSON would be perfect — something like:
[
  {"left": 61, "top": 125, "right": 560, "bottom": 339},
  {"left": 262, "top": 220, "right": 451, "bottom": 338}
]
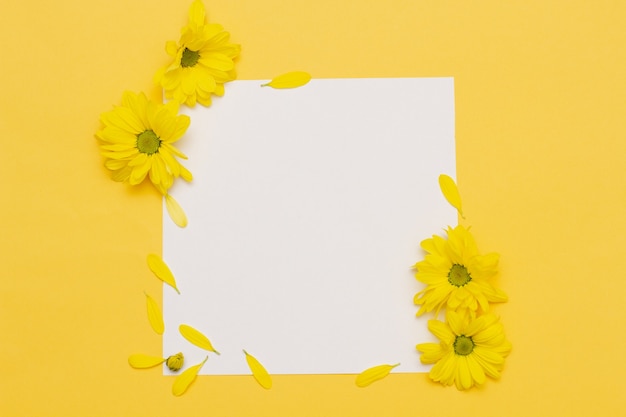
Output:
[{"left": 163, "top": 78, "right": 456, "bottom": 375}]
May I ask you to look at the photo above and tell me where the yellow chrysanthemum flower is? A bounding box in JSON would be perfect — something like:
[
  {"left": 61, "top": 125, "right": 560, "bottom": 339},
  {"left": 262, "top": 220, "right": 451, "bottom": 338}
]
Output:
[
  {"left": 414, "top": 225, "right": 507, "bottom": 318},
  {"left": 96, "top": 91, "right": 192, "bottom": 195},
  {"left": 417, "top": 311, "right": 511, "bottom": 390},
  {"left": 155, "top": 0, "right": 241, "bottom": 107}
]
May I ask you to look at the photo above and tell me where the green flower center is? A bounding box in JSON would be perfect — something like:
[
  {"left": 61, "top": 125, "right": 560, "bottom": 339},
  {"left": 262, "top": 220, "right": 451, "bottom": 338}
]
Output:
[
  {"left": 181, "top": 48, "right": 200, "bottom": 68},
  {"left": 136, "top": 130, "right": 161, "bottom": 155},
  {"left": 453, "top": 335, "right": 475, "bottom": 356},
  {"left": 448, "top": 264, "right": 472, "bottom": 287}
]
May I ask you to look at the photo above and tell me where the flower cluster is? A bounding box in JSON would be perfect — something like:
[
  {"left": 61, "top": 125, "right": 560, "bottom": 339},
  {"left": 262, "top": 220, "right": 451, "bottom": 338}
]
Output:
[
  {"left": 95, "top": 0, "right": 239, "bottom": 202},
  {"left": 414, "top": 175, "right": 511, "bottom": 390}
]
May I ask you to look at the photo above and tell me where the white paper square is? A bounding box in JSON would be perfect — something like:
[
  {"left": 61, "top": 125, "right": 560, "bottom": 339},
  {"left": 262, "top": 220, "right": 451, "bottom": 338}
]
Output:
[{"left": 163, "top": 78, "right": 456, "bottom": 375}]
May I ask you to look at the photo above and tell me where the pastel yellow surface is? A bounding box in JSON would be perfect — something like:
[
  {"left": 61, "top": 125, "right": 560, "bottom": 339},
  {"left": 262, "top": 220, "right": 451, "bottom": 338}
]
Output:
[{"left": 1, "top": 0, "right": 625, "bottom": 416}]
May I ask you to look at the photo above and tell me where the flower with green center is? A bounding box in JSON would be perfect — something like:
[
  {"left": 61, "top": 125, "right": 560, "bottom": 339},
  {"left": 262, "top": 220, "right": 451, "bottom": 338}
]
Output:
[
  {"left": 96, "top": 91, "right": 192, "bottom": 195},
  {"left": 417, "top": 311, "right": 512, "bottom": 390},
  {"left": 413, "top": 225, "right": 508, "bottom": 318},
  {"left": 154, "top": 0, "right": 241, "bottom": 107}
]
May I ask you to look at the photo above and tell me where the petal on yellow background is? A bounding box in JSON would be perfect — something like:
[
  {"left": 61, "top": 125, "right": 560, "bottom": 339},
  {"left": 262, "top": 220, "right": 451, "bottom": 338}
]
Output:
[
  {"left": 261, "top": 71, "right": 311, "bottom": 89},
  {"left": 355, "top": 363, "right": 400, "bottom": 387},
  {"left": 144, "top": 292, "right": 164, "bottom": 335},
  {"left": 172, "top": 356, "right": 208, "bottom": 396},
  {"left": 243, "top": 350, "right": 272, "bottom": 389},
  {"left": 188, "top": 0, "right": 206, "bottom": 28},
  {"left": 128, "top": 354, "right": 165, "bottom": 369}
]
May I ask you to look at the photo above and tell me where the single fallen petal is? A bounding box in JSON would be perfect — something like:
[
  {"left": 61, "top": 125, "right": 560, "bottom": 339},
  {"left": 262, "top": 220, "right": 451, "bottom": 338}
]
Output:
[
  {"left": 144, "top": 292, "right": 164, "bottom": 335},
  {"left": 179, "top": 324, "right": 220, "bottom": 355},
  {"left": 147, "top": 254, "right": 180, "bottom": 294},
  {"left": 243, "top": 349, "right": 272, "bottom": 389},
  {"left": 172, "top": 356, "right": 208, "bottom": 396},
  {"left": 438, "top": 174, "right": 464, "bottom": 218},
  {"left": 128, "top": 354, "right": 165, "bottom": 369},
  {"left": 261, "top": 71, "right": 311, "bottom": 89},
  {"left": 355, "top": 363, "right": 400, "bottom": 387},
  {"left": 165, "top": 194, "right": 188, "bottom": 228}
]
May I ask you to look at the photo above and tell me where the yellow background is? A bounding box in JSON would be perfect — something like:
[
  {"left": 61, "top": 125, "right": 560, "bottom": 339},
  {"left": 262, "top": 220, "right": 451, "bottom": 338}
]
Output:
[{"left": 1, "top": 0, "right": 625, "bottom": 415}]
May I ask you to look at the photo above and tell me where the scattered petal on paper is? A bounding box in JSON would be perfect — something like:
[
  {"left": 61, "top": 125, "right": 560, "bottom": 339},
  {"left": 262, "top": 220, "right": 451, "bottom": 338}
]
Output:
[
  {"left": 172, "top": 356, "right": 208, "bottom": 396},
  {"left": 438, "top": 174, "right": 464, "bottom": 218},
  {"left": 128, "top": 354, "right": 165, "bottom": 369},
  {"left": 179, "top": 324, "right": 220, "bottom": 355},
  {"left": 165, "top": 193, "right": 188, "bottom": 228},
  {"left": 261, "top": 71, "right": 311, "bottom": 89},
  {"left": 355, "top": 363, "right": 400, "bottom": 387},
  {"left": 243, "top": 350, "right": 272, "bottom": 389},
  {"left": 144, "top": 292, "right": 164, "bottom": 335},
  {"left": 147, "top": 254, "right": 180, "bottom": 294}
]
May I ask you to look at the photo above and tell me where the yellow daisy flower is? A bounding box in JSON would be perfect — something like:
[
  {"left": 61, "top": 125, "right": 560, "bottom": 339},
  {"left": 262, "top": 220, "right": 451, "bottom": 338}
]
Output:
[
  {"left": 414, "top": 225, "right": 507, "bottom": 318},
  {"left": 96, "top": 91, "right": 192, "bottom": 195},
  {"left": 417, "top": 311, "right": 512, "bottom": 390},
  {"left": 155, "top": 0, "right": 241, "bottom": 107}
]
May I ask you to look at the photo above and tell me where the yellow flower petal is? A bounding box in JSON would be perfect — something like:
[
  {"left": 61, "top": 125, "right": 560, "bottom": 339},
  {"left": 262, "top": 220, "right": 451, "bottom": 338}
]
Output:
[
  {"left": 465, "top": 313, "right": 498, "bottom": 337},
  {"left": 471, "top": 350, "right": 501, "bottom": 379},
  {"left": 165, "top": 41, "right": 178, "bottom": 57},
  {"left": 97, "top": 127, "right": 136, "bottom": 145},
  {"left": 180, "top": 165, "right": 193, "bottom": 182},
  {"left": 243, "top": 350, "right": 272, "bottom": 389},
  {"left": 121, "top": 91, "right": 149, "bottom": 128},
  {"left": 148, "top": 154, "right": 164, "bottom": 187},
  {"left": 128, "top": 354, "right": 165, "bottom": 369},
  {"left": 446, "top": 310, "right": 467, "bottom": 335},
  {"left": 428, "top": 319, "right": 454, "bottom": 345},
  {"left": 438, "top": 174, "right": 464, "bottom": 218},
  {"left": 128, "top": 155, "right": 151, "bottom": 184},
  {"left": 355, "top": 363, "right": 400, "bottom": 387},
  {"left": 172, "top": 356, "right": 208, "bottom": 396},
  {"left": 100, "top": 106, "right": 143, "bottom": 134},
  {"left": 429, "top": 352, "right": 456, "bottom": 385},
  {"left": 144, "top": 292, "right": 164, "bottom": 335},
  {"left": 416, "top": 343, "right": 445, "bottom": 364},
  {"left": 261, "top": 71, "right": 311, "bottom": 89},
  {"left": 188, "top": 0, "right": 206, "bottom": 28},
  {"left": 198, "top": 55, "right": 235, "bottom": 72},
  {"left": 182, "top": 70, "right": 198, "bottom": 95},
  {"left": 110, "top": 166, "right": 132, "bottom": 183},
  {"left": 161, "top": 142, "right": 188, "bottom": 160},
  {"left": 179, "top": 324, "right": 220, "bottom": 354},
  {"left": 147, "top": 254, "right": 180, "bottom": 294},
  {"left": 195, "top": 72, "right": 218, "bottom": 94},
  {"left": 467, "top": 356, "right": 486, "bottom": 385},
  {"left": 456, "top": 356, "right": 473, "bottom": 390},
  {"left": 165, "top": 194, "right": 188, "bottom": 228}
]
